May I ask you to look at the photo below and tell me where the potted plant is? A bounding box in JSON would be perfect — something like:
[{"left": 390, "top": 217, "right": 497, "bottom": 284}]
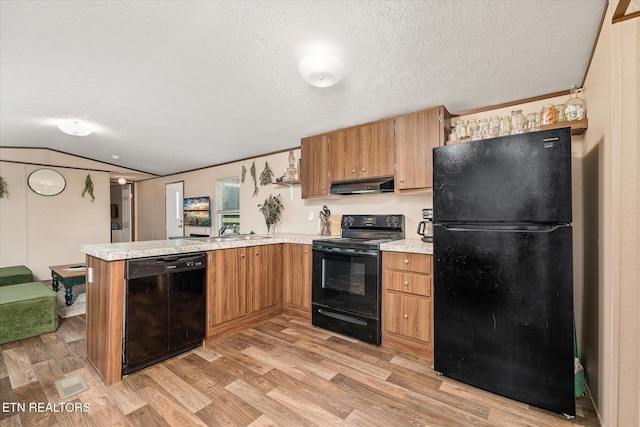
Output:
[{"left": 258, "top": 194, "right": 284, "bottom": 235}]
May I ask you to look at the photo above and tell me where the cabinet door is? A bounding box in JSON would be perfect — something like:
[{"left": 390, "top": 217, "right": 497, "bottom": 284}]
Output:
[
  {"left": 395, "top": 106, "right": 447, "bottom": 191},
  {"left": 329, "top": 128, "right": 359, "bottom": 182},
  {"left": 383, "top": 292, "right": 433, "bottom": 344},
  {"left": 358, "top": 119, "right": 395, "bottom": 179},
  {"left": 301, "top": 135, "right": 330, "bottom": 199},
  {"left": 250, "top": 245, "right": 281, "bottom": 311},
  {"left": 283, "top": 244, "right": 312, "bottom": 310},
  {"left": 208, "top": 248, "right": 248, "bottom": 328}
]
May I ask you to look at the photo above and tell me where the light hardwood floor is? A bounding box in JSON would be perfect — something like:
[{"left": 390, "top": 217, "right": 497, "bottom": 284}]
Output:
[{"left": 1, "top": 314, "right": 600, "bottom": 427}]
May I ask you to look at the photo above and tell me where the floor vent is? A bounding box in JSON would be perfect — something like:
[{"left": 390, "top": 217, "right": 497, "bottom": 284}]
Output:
[{"left": 54, "top": 374, "right": 89, "bottom": 399}]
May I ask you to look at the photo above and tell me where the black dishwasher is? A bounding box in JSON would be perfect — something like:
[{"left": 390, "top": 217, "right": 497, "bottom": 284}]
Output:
[{"left": 123, "top": 253, "right": 206, "bottom": 375}]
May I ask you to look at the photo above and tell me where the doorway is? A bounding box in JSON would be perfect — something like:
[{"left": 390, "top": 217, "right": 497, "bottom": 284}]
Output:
[
  {"left": 121, "top": 184, "right": 132, "bottom": 242},
  {"left": 110, "top": 183, "right": 133, "bottom": 243},
  {"left": 165, "top": 181, "right": 184, "bottom": 239}
]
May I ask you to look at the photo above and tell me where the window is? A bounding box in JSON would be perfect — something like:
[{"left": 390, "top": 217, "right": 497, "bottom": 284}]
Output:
[{"left": 217, "top": 177, "right": 240, "bottom": 235}]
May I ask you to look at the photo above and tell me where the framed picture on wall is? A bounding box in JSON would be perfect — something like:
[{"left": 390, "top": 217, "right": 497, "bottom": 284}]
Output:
[{"left": 183, "top": 196, "right": 211, "bottom": 226}]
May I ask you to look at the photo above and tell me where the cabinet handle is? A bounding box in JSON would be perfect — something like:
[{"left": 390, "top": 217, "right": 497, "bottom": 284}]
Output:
[
  {"left": 304, "top": 250, "right": 308, "bottom": 254},
  {"left": 403, "top": 314, "right": 408, "bottom": 319},
  {"left": 255, "top": 252, "right": 259, "bottom": 256},
  {"left": 362, "top": 168, "right": 366, "bottom": 172},
  {"left": 400, "top": 178, "right": 405, "bottom": 182},
  {"left": 403, "top": 281, "right": 408, "bottom": 286},
  {"left": 241, "top": 254, "right": 245, "bottom": 258},
  {"left": 351, "top": 169, "right": 356, "bottom": 173},
  {"left": 321, "top": 186, "right": 325, "bottom": 189},
  {"left": 403, "top": 259, "right": 409, "bottom": 264}
]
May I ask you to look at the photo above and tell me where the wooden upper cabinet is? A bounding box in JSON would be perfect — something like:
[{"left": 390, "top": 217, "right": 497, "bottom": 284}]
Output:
[
  {"left": 394, "top": 106, "right": 450, "bottom": 191},
  {"left": 301, "top": 135, "right": 330, "bottom": 199},
  {"left": 328, "top": 128, "right": 359, "bottom": 182},
  {"left": 329, "top": 119, "right": 395, "bottom": 182},
  {"left": 358, "top": 119, "right": 395, "bottom": 179}
]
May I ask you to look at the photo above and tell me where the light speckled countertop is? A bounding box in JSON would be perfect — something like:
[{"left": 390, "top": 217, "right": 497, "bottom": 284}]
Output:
[
  {"left": 82, "top": 234, "right": 432, "bottom": 261},
  {"left": 81, "top": 234, "right": 328, "bottom": 261},
  {"left": 380, "top": 239, "right": 433, "bottom": 255}
]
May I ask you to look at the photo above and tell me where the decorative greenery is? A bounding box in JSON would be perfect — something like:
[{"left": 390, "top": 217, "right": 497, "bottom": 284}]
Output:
[
  {"left": 241, "top": 165, "right": 246, "bottom": 183},
  {"left": 0, "top": 176, "right": 8, "bottom": 198},
  {"left": 250, "top": 162, "right": 258, "bottom": 197},
  {"left": 258, "top": 194, "right": 284, "bottom": 231},
  {"left": 259, "top": 161, "right": 273, "bottom": 186},
  {"left": 82, "top": 174, "right": 95, "bottom": 202}
]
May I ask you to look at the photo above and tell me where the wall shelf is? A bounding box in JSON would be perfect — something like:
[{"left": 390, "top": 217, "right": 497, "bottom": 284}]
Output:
[
  {"left": 272, "top": 180, "right": 300, "bottom": 186},
  {"left": 272, "top": 180, "right": 300, "bottom": 200},
  {"left": 446, "top": 119, "right": 588, "bottom": 146}
]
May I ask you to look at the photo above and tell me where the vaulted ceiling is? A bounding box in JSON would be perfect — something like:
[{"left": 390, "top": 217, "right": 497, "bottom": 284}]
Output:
[{"left": 0, "top": 1, "right": 605, "bottom": 176}]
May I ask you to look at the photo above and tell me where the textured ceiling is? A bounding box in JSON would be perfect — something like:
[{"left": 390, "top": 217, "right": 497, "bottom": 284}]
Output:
[{"left": 0, "top": 1, "right": 605, "bottom": 176}]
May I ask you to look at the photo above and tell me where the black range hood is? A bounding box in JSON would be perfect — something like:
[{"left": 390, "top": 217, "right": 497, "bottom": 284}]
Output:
[{"left": 330, "top": 177, "right": 395, "bottom": 195}]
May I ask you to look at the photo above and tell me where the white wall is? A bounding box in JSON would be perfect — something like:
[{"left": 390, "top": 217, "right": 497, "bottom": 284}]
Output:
[
  {"left": 581, "top": 3, "right": 639, "bottom": 426},
  {"left": 135, "top": 148, "right": 431, "bottom": 241},
  {"left": 0, "top": 161, "right": 110, "bottom": 280}
]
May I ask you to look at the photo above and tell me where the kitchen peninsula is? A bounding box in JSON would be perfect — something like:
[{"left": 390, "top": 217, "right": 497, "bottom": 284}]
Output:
[{"left": 81, "top": 235, "right": 432, "bottom": 385}]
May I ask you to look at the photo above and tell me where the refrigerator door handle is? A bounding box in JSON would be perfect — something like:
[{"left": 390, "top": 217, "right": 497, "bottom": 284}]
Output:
[{"left": 436, "top": 224, "right": 568, "bottom": 233}]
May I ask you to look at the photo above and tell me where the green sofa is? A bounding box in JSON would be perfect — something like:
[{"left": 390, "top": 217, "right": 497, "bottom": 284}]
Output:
[
  {"left": 0, "top": 266, "right": 59, "bottom": 344},
  {"left": 0, "top": 265, "right": 35, "bottom": 286}
]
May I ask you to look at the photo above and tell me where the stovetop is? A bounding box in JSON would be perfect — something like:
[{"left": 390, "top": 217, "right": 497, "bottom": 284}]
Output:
[
  {"left": 313, "top": 214, "right": 405, "bottom": 250},
  {"left": 313, "top": 237, "right": 397, "bottom": 248}
]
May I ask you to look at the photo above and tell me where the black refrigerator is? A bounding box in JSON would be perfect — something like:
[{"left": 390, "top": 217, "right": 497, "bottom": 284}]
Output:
[{"left": 432, "top": 128, "right": 575, "bottom": 417}]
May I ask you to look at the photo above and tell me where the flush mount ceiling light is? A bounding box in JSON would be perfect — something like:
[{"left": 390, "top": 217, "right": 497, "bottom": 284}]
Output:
[
  {"left": 298, "top": 52, "right": 344, "bottom": 88},
  {"left": 117, "top": 177, "right": 127, "bottom": 185},
  {"left": 57, "top": 119, "right": 92, "bottom": 136}
]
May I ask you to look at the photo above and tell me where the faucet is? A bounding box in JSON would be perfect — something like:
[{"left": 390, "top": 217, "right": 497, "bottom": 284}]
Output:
[
  {"left": 232, "top": 224, "right": 239, "bottom": 235},
  {"left": 218, "top": 225, "right": 227, "bottom": 236}
]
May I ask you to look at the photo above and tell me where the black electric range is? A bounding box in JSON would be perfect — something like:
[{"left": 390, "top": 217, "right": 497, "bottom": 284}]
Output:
[{"left": 311, "top": 214, "right": 405, "bottom": 344}]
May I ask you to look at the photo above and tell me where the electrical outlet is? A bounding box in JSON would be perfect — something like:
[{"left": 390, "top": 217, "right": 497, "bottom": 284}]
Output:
[{"left": 308, "top": 211, "right": 314, "bottom": 221}]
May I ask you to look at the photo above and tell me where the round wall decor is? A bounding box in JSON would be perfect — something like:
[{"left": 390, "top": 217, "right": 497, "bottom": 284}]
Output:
[{"left": 28, "top": 168, "right": 66, "bottom": 196}]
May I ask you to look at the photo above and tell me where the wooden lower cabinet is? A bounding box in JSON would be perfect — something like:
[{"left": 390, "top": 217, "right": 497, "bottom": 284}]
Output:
[
  {"left": 206, "top": 244, "right": 283, "bottom": 343},
  {"left": 85, "top": 255, "right": 125, "bottom": 386},
  {"left": 382, "top": 251, "right": 434, "bottom": 357},
  {"left": 250, "top": 244, "right": 281, "bottom": 311},
  {"left": 282, "top": 243, "right": 312, "bottom": 318},
  {"left": 208, "top": 247, "right": 248, "bottom": 326}
]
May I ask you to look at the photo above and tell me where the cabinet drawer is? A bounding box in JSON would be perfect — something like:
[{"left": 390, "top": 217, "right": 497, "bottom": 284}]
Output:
[
  {"left": 383, "top": 292, "right": 432, "bottom": 344},
  {"left": 383, "top": 252, "right": 431, "bottom": 273},
  {"left": 384, "top": 270, "right": 431, "bottom": 296}
]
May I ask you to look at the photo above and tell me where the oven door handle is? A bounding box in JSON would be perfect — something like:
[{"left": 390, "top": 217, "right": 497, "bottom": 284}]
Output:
[
  {"left": 312, "top": 247, "right": 379, "bottom": 257},
  {"left": 317, "top": 309, "right": 368, "bottom": 326}
]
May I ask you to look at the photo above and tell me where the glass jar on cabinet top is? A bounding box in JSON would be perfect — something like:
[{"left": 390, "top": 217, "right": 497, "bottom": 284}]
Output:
[
  {"left": 554, "top": 104, "right": 566, "bottom": 123},
  {"left": 565, "top": 85, "right": 586, "bottom": 121},
  {"left": 510, "top": 110, "right": 524, "bottom": 134},
  {"left": 478, "top": 119, "right": 490, "bottom": 139},
  {"left": 540, "top": 104, "right": 556, "bottom": 125},
  {"left": 489, "top": 115, "right": 500, "bottom": 137},
  {"left": 467, "top": 119, "right": 480, "bottom": 140},
  {"left": 455, "top": 120, "right": 467, "bottom": 140},
  {"left": 499, "top": 116, "right": 511, "bottom": 136},
  {"left": 525, "top": 113, "right": 539, "bottom": 131}
]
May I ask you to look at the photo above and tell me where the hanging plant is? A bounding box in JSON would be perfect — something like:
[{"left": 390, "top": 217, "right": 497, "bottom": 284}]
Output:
[
  {"left": 0, "top": 176, "right": 8, "bottom": 198},
  {"left": 258, "top": 194, "right": 284, "bottom": 232},
  {"left": 259, "top": 161, "right": 273, "bottom": 186},
  {"left": 82, "top": 174, "right": 95, "bottom": 202},
  {"left": 241, "top": 165, "right": 247, "bottom": 183},
  {"left": 250, "top": 162, "right": 258, "bottom": 197}
]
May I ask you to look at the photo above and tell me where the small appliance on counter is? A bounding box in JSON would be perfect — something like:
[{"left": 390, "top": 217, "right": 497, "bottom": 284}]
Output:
[{"left": 417, "top": 209, "right": 433, "bottom": 242}]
